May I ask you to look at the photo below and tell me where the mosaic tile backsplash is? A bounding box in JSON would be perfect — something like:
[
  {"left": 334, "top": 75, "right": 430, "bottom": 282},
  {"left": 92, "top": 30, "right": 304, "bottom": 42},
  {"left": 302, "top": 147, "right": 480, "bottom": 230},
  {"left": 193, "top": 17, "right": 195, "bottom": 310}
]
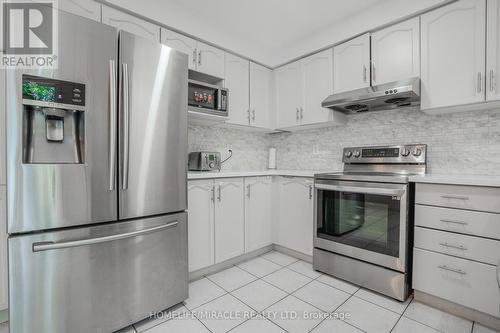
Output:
[{"left": 189, "top": 107, "right": 500, "bottom": 175}]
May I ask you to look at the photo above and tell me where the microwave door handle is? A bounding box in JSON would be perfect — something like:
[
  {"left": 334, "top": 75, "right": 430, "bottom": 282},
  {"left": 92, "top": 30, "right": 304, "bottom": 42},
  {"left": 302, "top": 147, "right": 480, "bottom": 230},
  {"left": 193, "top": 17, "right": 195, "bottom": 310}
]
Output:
[
  {"left": 315, "top": 183, "right": 406, "bottom": 197},
  {"left": 217, "top": 90, "right": 222, "bottom": 110},
  {"left": 32, "top": 221, "right": 179, "bottom": 252}
]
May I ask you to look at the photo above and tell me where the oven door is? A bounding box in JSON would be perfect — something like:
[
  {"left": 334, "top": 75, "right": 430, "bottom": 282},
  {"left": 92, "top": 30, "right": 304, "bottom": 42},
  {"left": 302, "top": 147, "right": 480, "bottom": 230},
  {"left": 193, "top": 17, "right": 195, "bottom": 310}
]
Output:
[{"left": 314, "top": 180, "right": 408, "bottom": 272}]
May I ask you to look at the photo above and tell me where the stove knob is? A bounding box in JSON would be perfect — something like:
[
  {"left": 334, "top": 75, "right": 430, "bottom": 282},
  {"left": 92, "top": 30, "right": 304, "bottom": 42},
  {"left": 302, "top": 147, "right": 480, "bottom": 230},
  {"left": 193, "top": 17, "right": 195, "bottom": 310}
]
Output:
[
  {"left": 401, "top": 148, "right": 411, "bottom": 157},
  {"left": 353, "top": 151, "right": 361, "bottom": 158},
  {"left": 412, "top": 148, "right": 422, "bottom": 157},
  {"left": 345, "top": 151, "right": 353, "bottom": 158}
]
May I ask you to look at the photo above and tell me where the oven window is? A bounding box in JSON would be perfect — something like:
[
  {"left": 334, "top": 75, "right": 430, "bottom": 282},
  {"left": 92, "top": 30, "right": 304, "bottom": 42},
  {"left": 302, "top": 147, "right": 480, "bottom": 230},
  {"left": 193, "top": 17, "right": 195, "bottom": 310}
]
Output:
[{"left": 316, "top": 190, "right": 401, "bottom": 257}]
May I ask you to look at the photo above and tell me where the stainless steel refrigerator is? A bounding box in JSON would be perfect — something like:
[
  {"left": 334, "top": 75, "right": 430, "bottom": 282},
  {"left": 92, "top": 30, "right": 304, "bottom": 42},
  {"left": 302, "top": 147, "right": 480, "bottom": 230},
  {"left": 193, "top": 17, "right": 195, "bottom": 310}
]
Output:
[{"left": 6, "top": 10, "right": 188, "bottom": 333}]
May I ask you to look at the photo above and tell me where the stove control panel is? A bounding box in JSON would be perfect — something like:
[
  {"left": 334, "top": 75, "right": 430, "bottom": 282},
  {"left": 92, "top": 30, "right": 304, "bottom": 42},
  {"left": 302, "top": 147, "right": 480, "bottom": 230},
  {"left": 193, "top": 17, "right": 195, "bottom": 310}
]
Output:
[{"left": 343, "top": 144, "right": 426, "bottom": 164}]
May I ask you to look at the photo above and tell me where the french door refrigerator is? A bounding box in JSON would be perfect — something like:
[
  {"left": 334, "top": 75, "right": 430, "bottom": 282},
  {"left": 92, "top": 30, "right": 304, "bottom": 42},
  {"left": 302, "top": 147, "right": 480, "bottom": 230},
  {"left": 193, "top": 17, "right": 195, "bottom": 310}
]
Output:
[{"left": 6, "top": 10, "right": 188, "bottom": 333}]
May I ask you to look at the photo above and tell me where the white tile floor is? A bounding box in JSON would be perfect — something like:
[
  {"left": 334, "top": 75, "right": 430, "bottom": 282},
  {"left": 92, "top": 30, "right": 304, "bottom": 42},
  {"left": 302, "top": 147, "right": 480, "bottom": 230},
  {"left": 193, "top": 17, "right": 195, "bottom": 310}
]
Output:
[{"left": 1, "top": 250, "right": 499, "bottom": 333}]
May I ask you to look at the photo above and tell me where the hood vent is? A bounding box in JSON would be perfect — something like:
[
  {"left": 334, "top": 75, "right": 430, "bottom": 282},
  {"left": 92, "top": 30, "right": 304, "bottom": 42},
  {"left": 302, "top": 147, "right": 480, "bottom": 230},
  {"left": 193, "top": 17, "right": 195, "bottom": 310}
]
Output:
[{"left": 322, "top": 77, "right": 420, "bottom": 114}]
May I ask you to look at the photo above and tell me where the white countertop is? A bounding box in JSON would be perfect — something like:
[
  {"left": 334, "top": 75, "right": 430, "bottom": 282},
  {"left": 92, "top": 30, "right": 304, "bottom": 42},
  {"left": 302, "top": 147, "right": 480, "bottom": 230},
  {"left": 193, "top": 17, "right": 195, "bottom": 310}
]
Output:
[
  {"left": 188, "top": 169, "right": 338, "bottom": 180},
  {"left": 409, "top": 174, "right": 500, "bottom": 187}
]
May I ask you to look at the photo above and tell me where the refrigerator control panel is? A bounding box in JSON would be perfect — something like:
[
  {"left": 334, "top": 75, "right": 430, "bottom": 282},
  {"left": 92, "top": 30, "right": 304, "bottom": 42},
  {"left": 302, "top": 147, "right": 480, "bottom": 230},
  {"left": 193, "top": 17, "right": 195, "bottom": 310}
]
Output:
[{"left": 22, "top": 75, "right": 86, "bottom": 107}]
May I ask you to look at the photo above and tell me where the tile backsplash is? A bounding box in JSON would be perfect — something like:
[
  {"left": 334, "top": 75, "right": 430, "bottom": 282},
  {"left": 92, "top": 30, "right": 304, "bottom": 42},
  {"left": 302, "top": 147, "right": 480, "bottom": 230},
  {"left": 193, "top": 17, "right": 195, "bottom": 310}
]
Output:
[{"left": 189, "top": 107, "right": 500, "bottom": 175}]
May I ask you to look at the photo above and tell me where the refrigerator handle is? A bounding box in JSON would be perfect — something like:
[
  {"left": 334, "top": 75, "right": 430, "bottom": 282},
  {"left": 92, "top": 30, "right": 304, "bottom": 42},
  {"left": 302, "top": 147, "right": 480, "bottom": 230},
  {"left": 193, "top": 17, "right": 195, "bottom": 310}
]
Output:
[
  {"left": 122, "top": 63, "right": 130, "bottom": 190},
  {"left": 32, "top": 221, "right": 179, "bottom": 252},
  {"left": 109, "top": 60, "right": 117, "bottom": 191}
]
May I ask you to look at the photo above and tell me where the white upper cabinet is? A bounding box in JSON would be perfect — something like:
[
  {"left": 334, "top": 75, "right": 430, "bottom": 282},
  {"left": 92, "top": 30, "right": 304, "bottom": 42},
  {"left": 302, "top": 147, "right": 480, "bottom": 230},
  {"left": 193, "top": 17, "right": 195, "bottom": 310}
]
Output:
[
  {"left": 244, "top": 177, "right": 272, "bottom": 253},
  {"left": 225, "top": 54, "right": 250, "bottom": 126},
  {"left": 196, "top": 42, "right": 225, "bottom": 79},
  {"left": 275, "top": 61, "right": 302, "bottom": 128},
  {"left": 249, "top": 62, "right": 273, "bottom": 129},
  {"left": 0, "top": 186, "right": 6, "bottom": 310},
  {"left": 160, "top": 28, "right": 197, "bottom": 70},
  {"left": 57, "top": 0, "right": 101, "bottom": 22},
  {"left": 301, "top": 49, "right": 335, "bottom": 125},
  {"left": 187, "top": 180, "right": 215, "bottom": 272},
  {"left": 420, "top": 0, "right": 486, "bottom": 110},
  {"left": 214, "top": 178, "right": 244, "bottom": 263},
  {"left": 102, "top": 5, "right": 160, "bottom": 42},
  {"left": 0, "top": 65, "right": 5, "bottom": 186},
  {"left": 333, "top": 33, "right": 370, "bottom": 93},
  {"left": 371, "top": 17, "right": 420, "bottom": 85},
  {"left": 161, "top": 28, "right": 225, "bottom": 78},
  {"left": 487, "top": 0, "right": 500, "bottom": 101}
]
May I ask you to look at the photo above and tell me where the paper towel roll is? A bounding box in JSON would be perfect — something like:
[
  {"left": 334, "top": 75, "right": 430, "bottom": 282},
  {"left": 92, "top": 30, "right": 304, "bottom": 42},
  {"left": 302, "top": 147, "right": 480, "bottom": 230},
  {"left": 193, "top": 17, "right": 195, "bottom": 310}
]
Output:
[{"left": 268, "top": 148, "right": 277, "bottom": 169}]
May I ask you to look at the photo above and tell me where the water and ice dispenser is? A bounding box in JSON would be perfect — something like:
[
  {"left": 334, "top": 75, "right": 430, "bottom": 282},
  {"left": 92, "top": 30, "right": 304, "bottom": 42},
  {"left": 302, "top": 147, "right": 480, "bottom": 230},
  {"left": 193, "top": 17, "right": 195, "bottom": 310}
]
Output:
[{"left": 22, "top": 75, "right": 86, "bottom": 164}]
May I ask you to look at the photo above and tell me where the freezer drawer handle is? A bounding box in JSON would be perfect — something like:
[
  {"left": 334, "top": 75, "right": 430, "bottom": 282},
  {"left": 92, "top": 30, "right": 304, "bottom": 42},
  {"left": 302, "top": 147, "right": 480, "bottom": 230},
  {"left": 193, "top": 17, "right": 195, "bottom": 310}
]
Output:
[{"left": 32, "top": 221, "right": 179, "bottom": 252}]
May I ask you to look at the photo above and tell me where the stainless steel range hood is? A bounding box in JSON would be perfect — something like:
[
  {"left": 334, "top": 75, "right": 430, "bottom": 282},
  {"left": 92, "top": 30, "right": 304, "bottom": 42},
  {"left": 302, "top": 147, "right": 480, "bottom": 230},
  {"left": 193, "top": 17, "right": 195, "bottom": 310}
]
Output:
[{"left": 322, "top": 77, "right": 420, "bottom": 114}]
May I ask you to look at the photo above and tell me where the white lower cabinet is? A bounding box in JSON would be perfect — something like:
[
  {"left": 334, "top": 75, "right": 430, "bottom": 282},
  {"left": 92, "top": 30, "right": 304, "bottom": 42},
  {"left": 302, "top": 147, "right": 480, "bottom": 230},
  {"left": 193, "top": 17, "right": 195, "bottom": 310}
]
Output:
[
  {"left": 244, "top": 177, "right": 272, "bottom": 252},
  {"left": 214, "top": 178, "right": 244, "bottom": 263},
  {"left": 275, "top": 177, "right": 314, "bottom": 256},
  {"left": 413, "top": 248, "right": 500, "bottom": 317},
  {"left": 0, "top": 186, "right": 7, "bottom": 310},
  {"left": 187, "top": 180, "right": 215, "bottom": 272}
]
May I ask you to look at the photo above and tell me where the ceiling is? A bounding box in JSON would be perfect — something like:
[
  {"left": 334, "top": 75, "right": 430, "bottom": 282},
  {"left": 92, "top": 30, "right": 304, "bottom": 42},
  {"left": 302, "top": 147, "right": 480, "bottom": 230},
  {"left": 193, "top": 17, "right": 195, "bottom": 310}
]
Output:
[
  {"left": 107, "top": 0, "right": 451, "bottom": 67},
  {"left": 164, "top": 0, "right": 383, "bottom": 50}
]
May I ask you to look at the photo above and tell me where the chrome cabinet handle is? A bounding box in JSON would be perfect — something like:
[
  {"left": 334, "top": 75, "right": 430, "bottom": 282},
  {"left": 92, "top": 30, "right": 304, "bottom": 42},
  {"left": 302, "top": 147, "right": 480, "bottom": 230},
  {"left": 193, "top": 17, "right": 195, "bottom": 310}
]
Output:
[
  {"left": 192, "top": 49, "right": 197, "bottom": 67},
  {"left": 211, "top": 186, "right": 215, "bottom": 202},
  {"left": 252, "top": 109, "right": 255, "bottom": 122},
  {"left": 33, "top": 221, "right": 178, "bottom": 252},
  {"left": 439, "top": 242, "right": 467, "bottom": 251},
  {"left": 438, "top": 265, "right": 466, "bottom": 275},
  {"left": 296, "top": 108, "right": 300, "bottom": 121},
  {"left": 217, "top": 185, "right": 221, "bottom": 201},
  {"left": 300, "top": 107, "right": 303, "bottom": 120},
  {"left": 108, "top": 60, "right": 117, "bottom": 191},
  {"left": 440, "top": 219, "right": 468, "bottom": 226},
  {"left": 121, "top": 63, "right": 130, "bottom": 190},
  {"left": 247, "top": 109, "right": 251, "bottom": 123},
  {"left": 477, "top": 72, "right": 482, "bottom": 93},
  {"left": 363, "top": 66, "right": 367, "bottom": 82},
  {"left": 198, "top": 50, "right": 202, "bottom": 66},
  {"left": 440, "top": 195, "right": 469, "bottom": 200},
  {"left": 246, "top": 184, "right": 251, "bottom": 198},
  {"left": 372, "top": 63, "right": 376, "bottom": 83},
  {"left": 309, "top": 185, "right": 313, "bottom": 200}
]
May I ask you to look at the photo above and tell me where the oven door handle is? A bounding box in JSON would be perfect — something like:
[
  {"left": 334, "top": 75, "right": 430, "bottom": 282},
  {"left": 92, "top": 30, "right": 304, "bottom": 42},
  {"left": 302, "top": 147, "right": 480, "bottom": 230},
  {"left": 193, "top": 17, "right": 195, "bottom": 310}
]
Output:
[{"left": 315, "top": 183, "right": 406, "bottom": 197}]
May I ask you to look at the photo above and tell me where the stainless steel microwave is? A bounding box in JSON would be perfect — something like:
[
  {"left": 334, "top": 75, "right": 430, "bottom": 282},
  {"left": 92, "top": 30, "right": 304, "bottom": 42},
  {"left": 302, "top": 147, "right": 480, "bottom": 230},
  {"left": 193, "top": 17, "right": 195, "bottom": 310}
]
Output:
[{"left": 188, "top": 79, "right": 228, "bottom": 117}]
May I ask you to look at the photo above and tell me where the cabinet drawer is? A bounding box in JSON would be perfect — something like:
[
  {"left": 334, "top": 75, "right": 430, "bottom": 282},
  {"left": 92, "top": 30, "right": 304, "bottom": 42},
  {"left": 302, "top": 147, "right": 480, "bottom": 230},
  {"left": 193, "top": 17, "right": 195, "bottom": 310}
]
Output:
[
  {"left": 415, "top": 183, "right": 500, "bottom": 213},
  {"left": 415, "top": 205, "right": 500, "bottom": 240},
  {"left": 413, "top": 248, "right": 500, "bottom": 317},
  {"left": 415, "top": 227, "right": 500, "bottom": 265}
]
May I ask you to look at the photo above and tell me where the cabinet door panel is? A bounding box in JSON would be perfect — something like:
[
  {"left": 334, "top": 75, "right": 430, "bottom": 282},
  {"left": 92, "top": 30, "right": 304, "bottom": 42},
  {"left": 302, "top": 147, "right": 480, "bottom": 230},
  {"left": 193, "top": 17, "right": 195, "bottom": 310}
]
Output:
[
  {"left": 58, "top": 0, "right": 101, "bottom": 22},
  {"left": 421, "top": 0, "right": 486, "bottom": 109},
  {"left": 371, "top": 17, "right": 420, "bottom": 85},
  {"left": 161, "top": 28, "right": 197, "bottom": 70},
  {"left": 245, "top": 177, "right": 272, "bottom": 252},
  {"left": 225, "top": 54, "right": 250, "bottom": 126},
  {"left": 333, "top": 33, "right": 370, "bottom": 93},
  {"left": 102, "top": 5, "right": 160, "bottom": 42},
  {"left": 197, "top": 42, "right": 225, "bottom": 78},
  {"left": 487, "top": 0, "right": 500, "bottom": 101},
  {"left": 0, "top": 64, "right": 5, "bottom": 185},
  {"left": 0, "top": 187, "right": 6, "bottom": 310},
  {"left": 275, "top": 61, "right": 302, "bottom": 128},
  {"left": 250, "top": 63, "right": 273, "bottom": 128},
  {"left": 187, "top": 180, "right": 215, "bottom": 272},
  {"left": 215, "top": 178, "right": 244, "bottom": 263},
  {"left": 277, "top": 177, "right": 314, "bottom": 256},
  {"left": 301, "top": 49, "right": 334, "bottom": 124}
]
